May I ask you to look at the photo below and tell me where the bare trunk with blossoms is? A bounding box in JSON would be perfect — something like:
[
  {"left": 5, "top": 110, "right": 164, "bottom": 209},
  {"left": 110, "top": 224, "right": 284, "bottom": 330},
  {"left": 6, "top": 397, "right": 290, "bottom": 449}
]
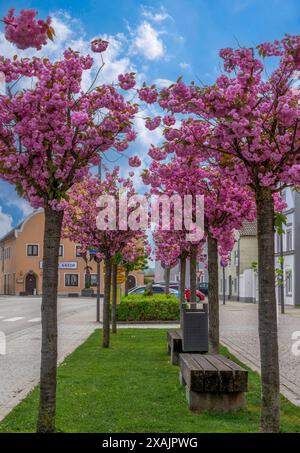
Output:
[
  {"left": 165, "top": 267, "right": 170, "bottom": 295},
  {"left": 208, "top": 231, "right": 219, "bottom": 354},
  {"left": 180, "top": 254, "right": 186, "bottom": 327},
  {"left": 102, "top": 257, "right": 112, "bottom": 348},
  {"left": 189, "top": 244, "right": 197, "bottom": 306},
  {"left": 125, "top": 269, "right": 129, "bottom": 297},
  {"left": 256, "top": 188, "right": 280, "bottom": 432},
  {"left": 37, "top": 206, "right": 63, "bottom": 433},
  {"left": 111, "top": 263, "right": 117, "bottom": 334}
]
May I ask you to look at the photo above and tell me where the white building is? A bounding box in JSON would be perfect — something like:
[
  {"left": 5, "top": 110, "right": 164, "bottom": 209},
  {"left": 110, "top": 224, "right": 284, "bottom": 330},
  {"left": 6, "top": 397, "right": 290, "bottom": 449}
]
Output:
[
  {"left": 274, "top": 187, "right": 299, "bottom": 306},
  {"left": 155, "top": 244, "right": 208, "bottom": 287}
]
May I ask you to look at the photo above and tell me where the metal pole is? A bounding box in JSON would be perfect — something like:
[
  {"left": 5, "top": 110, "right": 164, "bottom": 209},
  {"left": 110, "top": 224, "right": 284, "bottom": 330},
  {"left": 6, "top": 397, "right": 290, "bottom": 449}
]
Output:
[
  {"left": 96, "top": 154, "right": 102, "bottom": 322},
  {"left": 222, "top": 265, "right": 226, "bottom": 305}
]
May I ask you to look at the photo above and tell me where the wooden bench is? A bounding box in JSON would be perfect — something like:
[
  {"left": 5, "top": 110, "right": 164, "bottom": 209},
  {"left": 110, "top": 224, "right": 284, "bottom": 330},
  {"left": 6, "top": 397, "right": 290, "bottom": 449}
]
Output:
[
  {"left": 167, "top": 330, "right": 183, "bottom": 365},
  {"left": 179, "top": 353, "right": 248, "bottom": 412}
]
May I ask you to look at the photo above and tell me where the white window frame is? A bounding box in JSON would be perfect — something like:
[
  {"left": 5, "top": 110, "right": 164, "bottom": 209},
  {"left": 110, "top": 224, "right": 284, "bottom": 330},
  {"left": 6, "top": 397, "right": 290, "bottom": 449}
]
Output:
[
  {"left": 64, "top": 273, "right": 80, "bottom": 287},
  {"left": 26, "top": 243, "right": 39, "bottom": 257},
  {"left": 85, "top": 273, "right": 97, "bottom": 287},
  {"left": 58, "top": 244, "right": 64, "bottom": 257},
  {"left": 75, "top": 244, "right": 82, "bottom": 258},
  {"left": 285, "top": 270, "right": 292, "bottom": 296},
  {"left": 286, "top": 229, "right": 293, "bottom": 251}
]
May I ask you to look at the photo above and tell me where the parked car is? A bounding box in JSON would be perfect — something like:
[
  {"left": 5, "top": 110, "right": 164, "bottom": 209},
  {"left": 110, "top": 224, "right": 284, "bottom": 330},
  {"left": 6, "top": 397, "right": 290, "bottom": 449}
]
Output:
[
  {"left": 154, "top": 281, "right": 179, "bottom": 291},
  {"left": 198, "top": 282, "right": 208, "bottom": 296},
  {"left": 185, "top": 288, "right": 205, "bottom": 302},
  {"left": 128, "top": 284, "right": 179, "bottom": 296}
]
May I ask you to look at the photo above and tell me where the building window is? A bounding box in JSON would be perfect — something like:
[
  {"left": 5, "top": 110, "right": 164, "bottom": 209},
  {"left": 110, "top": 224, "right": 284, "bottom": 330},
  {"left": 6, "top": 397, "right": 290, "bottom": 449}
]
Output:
[
  {"left": 75, "top": 245, "right": 82, "bottom": 257},
  {"left": 286, "top": 229, "right": 293, "bottom": 251},
  {"left": 286, "top": 270, "right": 292, "bottom": 296},
  {"left": 90, "top": 274, "right": 97, "bottom": 287},
  {"left": 276, "top": 233, "right": 281, "bottom": 253},
  {"left": 27, "top": 244, "right": 38, "bottom": 256},
  {"left": 65, "top": 274, "right": 79, "bottom": 287},
  {"left": 59, "top": 245, "right": 64, "bottom": 257}
]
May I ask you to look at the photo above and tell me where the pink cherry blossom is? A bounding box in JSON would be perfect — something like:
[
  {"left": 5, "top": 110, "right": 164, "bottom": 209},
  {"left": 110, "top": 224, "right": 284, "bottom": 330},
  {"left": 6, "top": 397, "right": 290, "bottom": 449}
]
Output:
[{"left": 4, "top": 8, "right": 53, "bottom": 50}]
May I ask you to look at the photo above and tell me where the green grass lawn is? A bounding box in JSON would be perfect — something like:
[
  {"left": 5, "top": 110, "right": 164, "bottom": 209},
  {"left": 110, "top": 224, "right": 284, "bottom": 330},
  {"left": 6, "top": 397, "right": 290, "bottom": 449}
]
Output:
[{"left": 0, "top": 328, "right": 299, "bottom": 433}]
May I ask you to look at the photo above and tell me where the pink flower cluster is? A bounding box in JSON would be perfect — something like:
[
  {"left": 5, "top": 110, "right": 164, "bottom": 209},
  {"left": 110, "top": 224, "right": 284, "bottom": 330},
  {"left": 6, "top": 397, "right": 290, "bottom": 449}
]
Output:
[
  {"left": 128, "top": 156, "right": 141, "bottom": 167},
  {"left": 91, "top": 38, "right": 109, "bottom": 53},
  {"left": 118, "top": 72, "right": 136, "bottom": 90},
  {"left": 0, "top": 48, "right": 137, "bottom": 210},
  {"left": 145, "top": 116, "right": 161, "bottom": 130},
  {"left": 148, "top": 146, "right": 167, "bottom": 161},
  {"left": 138, "top": 84, "right": 158, "bottom": 104},
  {"left": 4, "top": 8, "right": 53, "bottom": 50}
]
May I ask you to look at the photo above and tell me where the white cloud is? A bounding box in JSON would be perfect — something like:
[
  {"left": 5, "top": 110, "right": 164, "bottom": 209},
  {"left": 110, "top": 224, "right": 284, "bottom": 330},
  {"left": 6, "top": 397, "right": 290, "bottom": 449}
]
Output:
[
  {"left": 179, "top": 62, "right": 191, "bottom": 70},
  {"left": 130, "top": 21, "right": 165, "bottom": 60},
  {"left": 0, "top": 207, "right": 13, "bottom": 238},
  {"left": 6, "top": 198, "right": 34, "bottom": 218},
  {"left": 141, "top": 6, "right": 172, "bottom": 23},
  {"left": 154, "top": 78, "right": 173, "bottom": 88}
]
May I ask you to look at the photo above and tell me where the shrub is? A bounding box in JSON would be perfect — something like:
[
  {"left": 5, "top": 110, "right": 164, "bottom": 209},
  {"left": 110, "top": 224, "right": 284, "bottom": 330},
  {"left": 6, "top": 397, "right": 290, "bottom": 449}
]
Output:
[{"left": 116, "top": 294, "right": 180, "bottom": 321}]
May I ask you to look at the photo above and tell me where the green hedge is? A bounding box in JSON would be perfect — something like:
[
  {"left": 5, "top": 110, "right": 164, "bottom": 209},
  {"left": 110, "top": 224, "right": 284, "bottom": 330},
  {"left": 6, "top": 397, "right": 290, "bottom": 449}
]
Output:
[{"left": 116, "top": 294, "right": 180, "bottom": 321}]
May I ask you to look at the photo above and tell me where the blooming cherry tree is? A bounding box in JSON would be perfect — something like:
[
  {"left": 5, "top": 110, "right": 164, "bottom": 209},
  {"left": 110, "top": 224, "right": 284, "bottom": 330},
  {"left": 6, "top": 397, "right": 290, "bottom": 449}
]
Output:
[
  {"left": 0, "top": 38, "right": 137, "bottom": 431},
  {"left": 139, "top": 35, "right": 300, "bottom": 431}
]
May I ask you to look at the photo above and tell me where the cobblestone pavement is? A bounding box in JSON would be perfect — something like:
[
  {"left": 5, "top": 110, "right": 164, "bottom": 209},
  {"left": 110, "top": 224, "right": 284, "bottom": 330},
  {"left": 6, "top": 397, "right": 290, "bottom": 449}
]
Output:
[
  {"left": 0, "top": 296, "right": 99, "bottom": 421},
  {"left": 220, "top": 302, "right": 300, "bottom": 406}
]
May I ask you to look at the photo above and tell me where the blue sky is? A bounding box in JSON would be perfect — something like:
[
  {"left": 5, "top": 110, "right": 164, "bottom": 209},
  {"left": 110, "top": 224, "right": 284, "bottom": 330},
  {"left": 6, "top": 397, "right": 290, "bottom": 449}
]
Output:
[{"left": 0, "top": 0, "right": 299, "bottom": 236}]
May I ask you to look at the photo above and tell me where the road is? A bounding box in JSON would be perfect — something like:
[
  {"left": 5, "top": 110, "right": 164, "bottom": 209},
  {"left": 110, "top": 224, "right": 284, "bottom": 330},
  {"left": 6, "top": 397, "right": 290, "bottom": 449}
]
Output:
[{"left": 0, "top": 296, "right": 99, "bottom": 421}]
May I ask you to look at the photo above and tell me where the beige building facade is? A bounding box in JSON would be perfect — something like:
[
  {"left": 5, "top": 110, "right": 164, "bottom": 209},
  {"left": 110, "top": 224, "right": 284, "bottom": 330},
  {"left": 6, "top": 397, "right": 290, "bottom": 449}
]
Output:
[{"left": 0, "top": 210, "right": 144, "bottom": 296}]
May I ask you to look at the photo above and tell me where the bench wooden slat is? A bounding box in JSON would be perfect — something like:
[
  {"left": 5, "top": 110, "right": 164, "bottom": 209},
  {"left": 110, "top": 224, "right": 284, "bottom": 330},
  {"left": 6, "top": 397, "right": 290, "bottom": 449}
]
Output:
[
  {"left": 215, "top": 355, "right": 248, "bottom": 392},
  {"left": 190, "top": 354, "right": 219, "bottom": 392},
  {"left": 180, "top": 354, "right": 204, "bottom": 392},
  {"left": 204, "top": 355, "right": 234, "bottom": 392},
  {"left": 180, "top": 353, "right": 248, "bottom": 393}
]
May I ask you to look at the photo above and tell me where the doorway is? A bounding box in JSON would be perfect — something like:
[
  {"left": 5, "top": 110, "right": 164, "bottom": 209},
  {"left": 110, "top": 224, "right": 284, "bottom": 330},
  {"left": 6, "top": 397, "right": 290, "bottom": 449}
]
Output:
[
  {"left": 25, "top": 272, "right": 37, "bottom": 295},
  {"left": 127, "top": 275, "right": 136, "bottom": 290}
]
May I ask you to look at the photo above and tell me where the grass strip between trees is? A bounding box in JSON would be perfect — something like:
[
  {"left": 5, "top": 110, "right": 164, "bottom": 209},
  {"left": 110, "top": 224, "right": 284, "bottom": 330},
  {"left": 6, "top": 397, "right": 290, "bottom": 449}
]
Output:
[{"left": 0, "top": 329, "right": 299, "bottom": 433}]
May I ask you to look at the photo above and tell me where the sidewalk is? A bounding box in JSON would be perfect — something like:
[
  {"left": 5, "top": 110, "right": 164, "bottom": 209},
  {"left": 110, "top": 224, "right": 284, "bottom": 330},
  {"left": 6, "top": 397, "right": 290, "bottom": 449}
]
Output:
[{"left": 220, "top": 302, "right": 300, "bottom": 406}]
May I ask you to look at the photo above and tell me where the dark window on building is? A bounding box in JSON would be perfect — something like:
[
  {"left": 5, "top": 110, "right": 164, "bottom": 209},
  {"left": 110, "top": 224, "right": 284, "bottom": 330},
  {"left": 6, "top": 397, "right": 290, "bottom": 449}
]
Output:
[
  {"left": 286, "top": 271, "right": 292, "bottom": 296},
  {"left": 75, "top": 245, "right": 82, "bottom": 257},
  {"left": 59, "top": 245, "right": 64, "bottom": 257},
  {"left": 286, "top": 229, "right": 293, "bottom": 251},
  {"left": 65, "top": 274, "right": 79, "bottom": 287},
  {"left": 90, "top": 274, "right": 97, "bottom": 287},
  {"left": 27, "top": 244, "right": 38, "bottom": 256}
]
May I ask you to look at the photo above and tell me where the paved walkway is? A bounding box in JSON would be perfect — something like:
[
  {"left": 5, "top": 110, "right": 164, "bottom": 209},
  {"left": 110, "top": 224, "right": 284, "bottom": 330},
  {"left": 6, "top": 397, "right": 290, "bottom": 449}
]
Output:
[{"left": 220, "top": 302, "right": 300, "bottom": 406}]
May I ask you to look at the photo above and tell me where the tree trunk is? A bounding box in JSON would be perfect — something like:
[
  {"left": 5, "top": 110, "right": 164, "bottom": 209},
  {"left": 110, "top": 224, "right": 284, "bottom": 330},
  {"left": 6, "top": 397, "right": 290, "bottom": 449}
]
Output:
[
  {"left": 180, "top": 254, "right": 186, "bottom": 328},
  {"left": 125, "top": 268, "right": 129, "bottom": 296},
  {"left": 189, "top": 244, "right": 197, "bottom": 307},
  {"left": 37, "top": 206, "right": 63, "bottom": 433},
  {"left": 256, "top": 187, "right": 280, "bottom": 433},
  {"left": 208, "top": 231, "right": 219, "bottom": 354},
  {"left": 102, "top": 257, "right": 112, "bottom": 348},
  {"left": 165, "top": 267, "right": 170, "bottom": 294},
  {"left": 111, "top": 263, "right": 117, "bottom": 334}
]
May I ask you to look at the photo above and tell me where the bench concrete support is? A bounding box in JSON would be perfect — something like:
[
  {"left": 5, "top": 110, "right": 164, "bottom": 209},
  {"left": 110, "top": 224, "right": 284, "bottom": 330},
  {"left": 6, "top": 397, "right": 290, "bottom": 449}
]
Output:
[
  {"left": 179, "top": 353, "right": 248, "bottom": 412},
  {"left": 186, "top": 388, "right": 246, "bottom": 412},
  {"left": 167, "top": 330, "right": 183, "bottom": 366}
]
